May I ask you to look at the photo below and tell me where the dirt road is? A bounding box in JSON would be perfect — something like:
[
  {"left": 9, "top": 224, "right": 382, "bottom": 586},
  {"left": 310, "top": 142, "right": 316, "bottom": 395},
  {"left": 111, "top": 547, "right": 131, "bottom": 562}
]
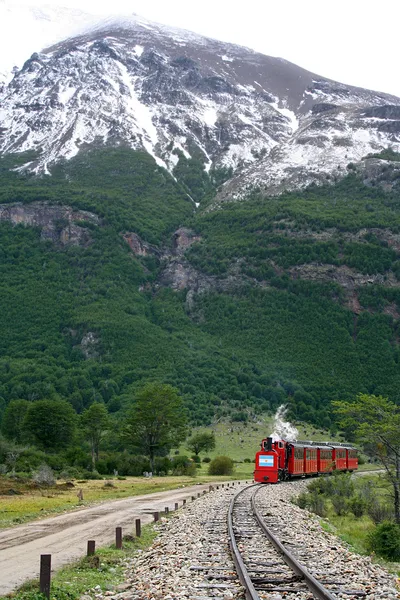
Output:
[{"left": 0, "top": 481, "right": 235, "bottom": 595}]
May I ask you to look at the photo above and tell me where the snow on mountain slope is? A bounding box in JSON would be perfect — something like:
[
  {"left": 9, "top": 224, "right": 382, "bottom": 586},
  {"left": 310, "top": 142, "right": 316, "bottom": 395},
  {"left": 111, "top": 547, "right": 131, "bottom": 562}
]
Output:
[{"left": 1, "top": 11, "right": 400, "bottom": 196}]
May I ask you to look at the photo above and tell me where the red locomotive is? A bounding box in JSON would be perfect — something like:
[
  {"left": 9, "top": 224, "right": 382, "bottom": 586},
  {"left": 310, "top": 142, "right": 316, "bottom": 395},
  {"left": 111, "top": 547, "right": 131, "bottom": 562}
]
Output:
[{"left": 254, "top": 437, "right": 358, "bottom": 483}]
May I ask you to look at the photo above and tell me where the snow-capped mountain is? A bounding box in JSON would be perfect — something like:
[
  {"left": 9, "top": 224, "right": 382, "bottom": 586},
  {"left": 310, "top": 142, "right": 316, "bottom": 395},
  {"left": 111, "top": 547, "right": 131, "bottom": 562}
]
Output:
[
  {"left": 1, "top": 11, "right": 400, "bottom": 196},
  {"left": 0, "top": 1, "right": 99, "bottom": 84}
]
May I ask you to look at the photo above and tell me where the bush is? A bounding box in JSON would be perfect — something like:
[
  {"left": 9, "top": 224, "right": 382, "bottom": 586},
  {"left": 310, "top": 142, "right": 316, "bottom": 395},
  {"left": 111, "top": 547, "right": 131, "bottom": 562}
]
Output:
[
  {"left": 171, "top": 455, "right": 197, "bottom": 476},
  {"left": 191, "top": 455, "right": 201, "bottom": 463},
  {"left": 202, "top": 456, "right": 211, "bottom": 463},
  {"left": 349, "top": 496, "right": 367, "bottom": 518},
  {"left": 59, "top": 467, "right": 82, "bottom": 480},
  {"left": 331, "top": 494, "right": 349, "bottom": 516},
  {"left": 367, "top": 500, "right": 394, "bottom": 524},
  {"left": 32, "top": 464, "right": 55, "bottom": 486},
  {"left": 208, "top": 456, "right": 234, "bottom": 476},
  {"left": 366, "top": 521, "right": 400, "bottom": 560},
  {"left": 243, "top": 458, "right": 252, "bottom": 463},
  {"left": 82, "top": 470, "right": 101, "bottom": 480},
  {"left": 154, "top": 456, "right": 172, "bottom": 475}
]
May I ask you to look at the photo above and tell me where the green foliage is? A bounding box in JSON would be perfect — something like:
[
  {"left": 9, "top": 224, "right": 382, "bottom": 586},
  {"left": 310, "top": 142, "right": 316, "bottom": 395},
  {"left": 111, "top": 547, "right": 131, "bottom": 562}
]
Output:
[
  {"left": 208, "top": 455, "right": 234, "bottom": 475},
  {"left": 171, "top": 455, "right": 197, "bottom": 476},
  {"left": 123, "top": 383, "right": 187, "bottom": 469},
  {"left": 1, "top": 400, "right": 30, "bottom": 443},
  {"left": 186, "top": 431, "right": 216, "bottom": 456},
  {"left": 23, "top": 400, "right": 77, "bottom": 452},
  {"left": 81, "top": 403, "right": 109, "bottom": 466},
  {"left": 366, "top": 521, "right": 400, "bottom": 560},
  {"left": 333, "top": 394, "right": 400, "bottom": 523}
]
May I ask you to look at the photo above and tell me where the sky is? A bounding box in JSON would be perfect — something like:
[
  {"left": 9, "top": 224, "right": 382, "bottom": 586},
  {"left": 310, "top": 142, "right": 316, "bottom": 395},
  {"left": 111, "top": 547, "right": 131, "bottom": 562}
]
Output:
[{"left": 4, "top": 0, "right": 400, "bottom": 96}]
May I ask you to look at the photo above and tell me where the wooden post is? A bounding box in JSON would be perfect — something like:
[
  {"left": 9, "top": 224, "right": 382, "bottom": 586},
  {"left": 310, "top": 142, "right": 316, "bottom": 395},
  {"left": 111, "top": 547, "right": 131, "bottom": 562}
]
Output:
[
  {"left": 39, "top": 555, "right": 51, "bottom": 599},
  {"left": 153, "top": 511, "right": 160, "bottom": 522},
  {"left": 165, "top": 506, "right": 169, "bottom": 514},
  {"left": 135, "top": 518, "right": 141, "bottom": 538},
  {"left": 87, "top": 540, "right": 95, "bottom": 556},
  {"left": 183, "top": 499, "right": 186, "bottom": 506},
  {"left": 175, "top": 502, "right": 179, "bottom": 511},
  {"left": 116, "top": 527, "right": 122, "bottom": 549}
]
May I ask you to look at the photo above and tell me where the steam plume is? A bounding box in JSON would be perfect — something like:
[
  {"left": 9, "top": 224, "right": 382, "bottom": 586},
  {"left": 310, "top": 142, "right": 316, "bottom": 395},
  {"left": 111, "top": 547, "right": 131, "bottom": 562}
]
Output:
[{"left": 270, "top": 405, "right": 298, "bottom": 442}]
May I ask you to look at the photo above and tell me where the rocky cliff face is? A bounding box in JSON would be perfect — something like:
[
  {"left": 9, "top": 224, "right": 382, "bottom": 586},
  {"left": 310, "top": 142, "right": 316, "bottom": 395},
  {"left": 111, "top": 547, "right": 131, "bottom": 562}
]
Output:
[
  {"left": 1, "top": 13, "right": 400, "bottom": 197},
  {"left": 0, "top": 202, "right": 99, "bottom": 245}
]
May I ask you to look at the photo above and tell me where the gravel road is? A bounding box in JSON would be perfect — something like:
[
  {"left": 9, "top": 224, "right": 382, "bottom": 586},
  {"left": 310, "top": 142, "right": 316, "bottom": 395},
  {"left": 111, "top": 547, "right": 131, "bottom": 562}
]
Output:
[{"left": 0, "top": 482, "right": 240, "bottom": 595}]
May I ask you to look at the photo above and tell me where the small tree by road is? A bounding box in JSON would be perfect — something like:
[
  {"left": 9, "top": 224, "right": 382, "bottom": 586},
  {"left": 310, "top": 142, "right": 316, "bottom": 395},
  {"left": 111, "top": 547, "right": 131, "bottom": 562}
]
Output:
[
  {"left": 333, "top": 393, "right": 400, "bottom": 524},
  {"left": 186, "top": 431, "right": 216, "bottom": 457},
  {"left": 81, "top": 402, "right": 110, "bottom": 468},
  {"left": 123, "top": 383, "right": 187, "bottom": 471}
]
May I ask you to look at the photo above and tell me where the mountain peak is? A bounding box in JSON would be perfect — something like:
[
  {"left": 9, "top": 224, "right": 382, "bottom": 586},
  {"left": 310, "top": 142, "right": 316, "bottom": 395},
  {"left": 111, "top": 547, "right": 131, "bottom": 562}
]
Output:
[{"left": 1, "top": 8, "right": 400, "bottom": 197}]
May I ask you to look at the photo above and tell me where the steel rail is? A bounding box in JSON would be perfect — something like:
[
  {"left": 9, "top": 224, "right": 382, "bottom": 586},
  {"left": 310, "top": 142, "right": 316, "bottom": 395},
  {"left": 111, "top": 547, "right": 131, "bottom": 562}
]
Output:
[
  {"left": 251, "top": 486, "right": 337, "bottom": 600},
  {"left": 227, "top": 484, "right": 261, "bottom": 600}
]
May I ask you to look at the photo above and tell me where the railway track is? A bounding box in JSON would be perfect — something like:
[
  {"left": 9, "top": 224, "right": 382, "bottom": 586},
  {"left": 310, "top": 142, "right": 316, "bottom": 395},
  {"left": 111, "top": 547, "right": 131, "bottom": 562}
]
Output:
[{"left": 228, "top": 484, "right": 368, "bottom": 600}]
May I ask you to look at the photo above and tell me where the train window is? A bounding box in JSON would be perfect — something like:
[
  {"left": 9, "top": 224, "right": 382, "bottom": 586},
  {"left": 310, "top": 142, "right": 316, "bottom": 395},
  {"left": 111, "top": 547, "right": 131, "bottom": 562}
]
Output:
[
  {"left": 295, "top": 448, "right": 303, "bottom": 459},
  {"left": 279, "top": 442, "right": 284, "bottom": 448}
]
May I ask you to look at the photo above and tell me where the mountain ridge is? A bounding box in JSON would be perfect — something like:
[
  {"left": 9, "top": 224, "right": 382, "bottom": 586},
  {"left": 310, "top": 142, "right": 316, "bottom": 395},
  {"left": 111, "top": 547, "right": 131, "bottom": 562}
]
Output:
[{"left": 1, "top": 12, "right": 400, "bottom": 198}]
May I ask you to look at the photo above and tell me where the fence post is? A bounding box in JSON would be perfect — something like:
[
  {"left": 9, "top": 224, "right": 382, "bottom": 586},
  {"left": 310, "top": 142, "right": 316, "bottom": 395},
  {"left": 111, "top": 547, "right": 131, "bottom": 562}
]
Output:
[
  {"left": 153, "top": 511, "right": 160, "bottom": 522},
  {"left": 135, "top": 518, "right": 141, "bottom": 538},
  {"left": 175, "top": 502, "right": 179, "bottom": 511},
  {"left": 183, "top": 499, "right": 186, "bottom": 506},
  {"left": 165, "top": 506, "right": 169, "bottom": 514},
  {"left": 87, "top": 540, "right": 95, "bottom": 556},
  {"left": 39, "top": 554, "right": 51, "bottom": 599},
  {"left": 116, "top": 527, "right": 122, "bottom": 549}
]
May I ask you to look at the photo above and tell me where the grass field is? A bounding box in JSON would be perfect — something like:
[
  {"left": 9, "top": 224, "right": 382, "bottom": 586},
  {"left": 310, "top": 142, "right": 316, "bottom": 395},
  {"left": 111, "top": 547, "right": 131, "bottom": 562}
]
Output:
[{"left": 176, "top": 417, "right": 348, "bottom": 462}]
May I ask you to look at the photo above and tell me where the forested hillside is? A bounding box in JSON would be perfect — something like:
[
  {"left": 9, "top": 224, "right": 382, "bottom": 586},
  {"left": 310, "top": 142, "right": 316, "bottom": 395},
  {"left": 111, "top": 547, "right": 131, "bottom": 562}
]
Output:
[{"left": 1, "top": 148, "right": 400, "bottom": 433}]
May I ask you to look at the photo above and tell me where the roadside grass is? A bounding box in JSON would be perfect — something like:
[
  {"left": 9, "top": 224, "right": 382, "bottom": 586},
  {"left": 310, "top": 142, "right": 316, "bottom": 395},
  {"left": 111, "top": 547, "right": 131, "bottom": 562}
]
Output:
[{"left": 1, "top": 523, "right": 158, "bottom": 600}]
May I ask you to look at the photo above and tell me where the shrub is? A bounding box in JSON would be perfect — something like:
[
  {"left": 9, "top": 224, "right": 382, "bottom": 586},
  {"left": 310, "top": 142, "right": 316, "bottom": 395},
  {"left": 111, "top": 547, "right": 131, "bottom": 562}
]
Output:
[
  {"left": 308, "top": 490, "right": 327, "bottom": 517},
  {"left": 154, "top": 456, "right": 171, "bottom": 475},
  {"left": 331, "top": 494, "right": 349, "bottom": 516},
  {"left": 171, "top": 455, "right": 197, "bottom": 476},
  {"left": 367, "top": 500, "right": 394, "bottom": 524},
  {"left": 59, "top": 467, "right": 82, "bottom": 480},
  {"left": 82, "top": 470, "right": 101, "bottom": 480},
  {"left": 32, "top": 464, "right": 55, "bottom": 486},
  {"left": 243, "top": 458, "right": 252, "bottom": 463},
  {"left": 366, "top": 521, "right": 400, "bottom": 560},
  {"left": 202, "top": 456, "right": 211, "bottom": 463},
  {"left": 191, "top": 455, "right": 201, "bottom": 463},
  {"left": 349, "top": 495, "right": 366, "bottom": 518},
  {"left": 208, "top": 456, "right": 234, "bottom": 476}
]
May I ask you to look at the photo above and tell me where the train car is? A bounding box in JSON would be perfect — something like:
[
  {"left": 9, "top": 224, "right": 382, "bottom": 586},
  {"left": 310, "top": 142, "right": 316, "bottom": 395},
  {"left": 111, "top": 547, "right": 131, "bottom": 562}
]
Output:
[
  {"left": 347, "top": 447, "right": 358, "bottom": 471},
  {"left": 254, "top": 437, "right": 357, "bottom": 483},
  {"left": 304, "top": 446, "right": 318, "bottom": 475},
  {"left": 317, "top": 446, "right": 333, "bottom": 474},
  {"left": 287, "top": 443, "right": 305, "bottom": 477},
  {"left": 332, "top": 446, "right": 347, "bottom": 471}
]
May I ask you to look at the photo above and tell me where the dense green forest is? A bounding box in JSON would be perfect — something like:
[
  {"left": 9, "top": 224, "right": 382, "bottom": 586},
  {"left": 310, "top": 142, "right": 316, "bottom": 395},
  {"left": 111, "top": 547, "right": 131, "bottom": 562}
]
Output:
[{"left": 1, "top": 147, "right": 400, "bottom": 446}]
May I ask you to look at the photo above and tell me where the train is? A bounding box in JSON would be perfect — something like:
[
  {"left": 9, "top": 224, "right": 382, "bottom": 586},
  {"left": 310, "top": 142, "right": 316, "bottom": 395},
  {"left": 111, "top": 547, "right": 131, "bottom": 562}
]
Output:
[{"left": 254, "top": 437, "right": 358, "bottom": 483}]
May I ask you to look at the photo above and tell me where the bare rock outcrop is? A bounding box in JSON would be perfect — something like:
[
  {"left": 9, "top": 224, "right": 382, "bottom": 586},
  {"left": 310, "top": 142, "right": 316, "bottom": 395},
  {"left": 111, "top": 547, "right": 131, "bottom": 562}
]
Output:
[{"left": 0, "top": 202, "right": 99, "bottom": 246}]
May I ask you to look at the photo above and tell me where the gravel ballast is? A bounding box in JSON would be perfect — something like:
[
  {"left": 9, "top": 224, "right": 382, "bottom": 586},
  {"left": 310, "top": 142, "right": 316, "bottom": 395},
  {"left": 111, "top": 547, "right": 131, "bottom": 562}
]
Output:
[{"left": 86, "top": 481, "right": 399, "bottom": 600}]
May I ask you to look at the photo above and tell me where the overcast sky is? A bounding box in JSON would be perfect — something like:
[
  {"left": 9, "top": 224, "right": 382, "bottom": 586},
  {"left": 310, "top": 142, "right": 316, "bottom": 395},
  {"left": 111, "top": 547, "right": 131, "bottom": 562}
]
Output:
[{"left": 11, "top": 0, "right": 400, "bottom": 97}]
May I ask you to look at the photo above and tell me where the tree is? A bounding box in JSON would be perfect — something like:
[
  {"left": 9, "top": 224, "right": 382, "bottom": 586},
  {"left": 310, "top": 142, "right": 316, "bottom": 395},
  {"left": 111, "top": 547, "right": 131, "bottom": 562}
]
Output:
[
  {"left": 23, "top": 400, "right": 76, "bottom": 452},
  {"left": 1, "top": 400, "right": 30, "bottom": 443},
  {"left": 186, "top": 431, "right": 216, "bottom": 457},
  {"left": 333, "top": 394, "right": 400, "bottom": 524},
  {"left": 81, "top": 402, "right": 109, "bottom": 468},
  {"left": 123, "top": 383, "right": 187, "bottom": 471}
]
